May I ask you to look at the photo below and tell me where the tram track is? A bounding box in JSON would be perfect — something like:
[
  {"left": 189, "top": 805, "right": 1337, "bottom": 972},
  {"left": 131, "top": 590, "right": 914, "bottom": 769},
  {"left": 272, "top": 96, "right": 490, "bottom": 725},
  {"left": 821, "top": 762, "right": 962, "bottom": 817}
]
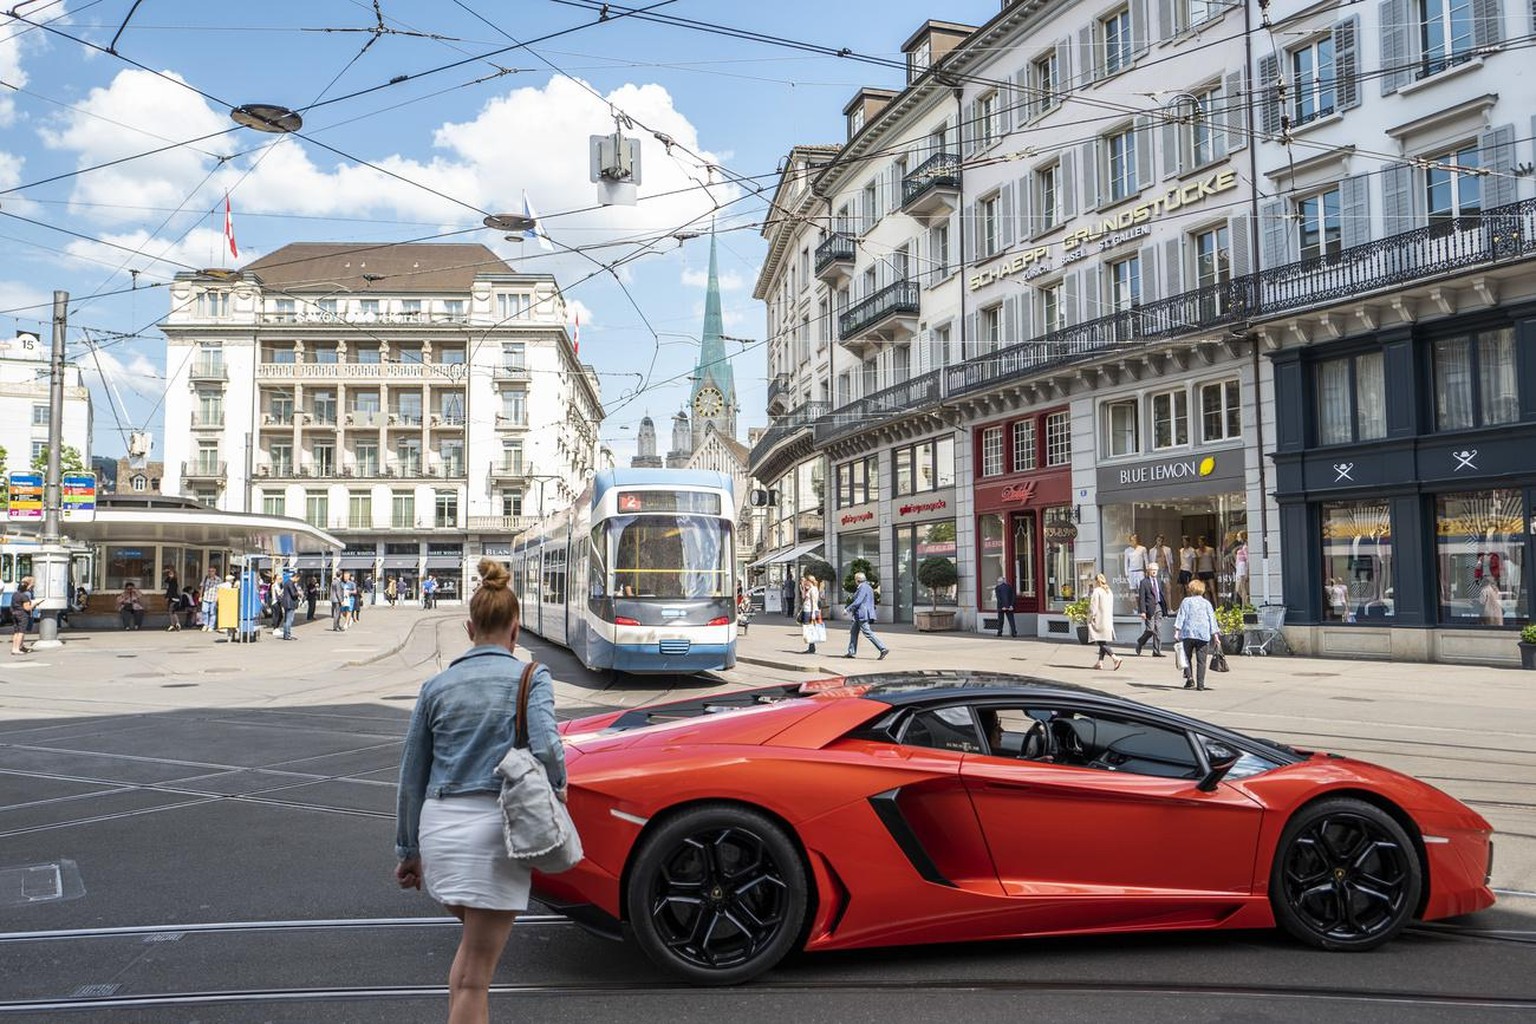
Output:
[{"left": 2, "top": 972, "right": 1534, "bottom": 1015}]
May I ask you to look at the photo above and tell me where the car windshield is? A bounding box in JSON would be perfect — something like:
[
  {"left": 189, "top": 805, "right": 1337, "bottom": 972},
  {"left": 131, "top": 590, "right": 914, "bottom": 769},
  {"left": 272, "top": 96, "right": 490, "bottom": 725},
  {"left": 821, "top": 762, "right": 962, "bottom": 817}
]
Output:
[{"left": 608, "top": 514, "right": 731, "bottom": 599}]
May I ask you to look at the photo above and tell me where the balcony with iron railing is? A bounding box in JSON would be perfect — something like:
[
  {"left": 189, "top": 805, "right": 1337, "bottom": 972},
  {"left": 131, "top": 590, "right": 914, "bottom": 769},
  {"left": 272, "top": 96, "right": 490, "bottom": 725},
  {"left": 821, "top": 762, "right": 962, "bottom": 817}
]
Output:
[
  {"left": 182, "top": 460, "right": 227, "bottom": 480},
  {"left": 814, "top": 232, "right": 857, "bottom": 283},
  {"left": 256, "top": 361, "right": 432, "bottom": 379},
  {"left": 748, "top": 400, "right": 831, "bottom": 481},
  {"left": 493, "top": 363, "right": 531, "bottom": 382},
  {"left": 190, "top": 412, "right": 225, "bottom": 429},
  {"left": 814, "top": 197, "right": 1536, "bottom": 446},
  {"left": 838, "top": 280, "right": 920, "bottom": 355},
  {"left": 900, "top": 152, "right": 960, "bottom": 226},
  {"left": 494, "top": 413, "right": 530, "bottom": 430},
  {"left": 488, "top": 459, "right": 529, "bottom": 481},
  {"left": 429, "top": 412, "right": 466, "bottom": 428},
  {"left": 766, "top": 373, "right": 795, "bottom": 417},
  {"left": 189, "top": 361, "right": 227, "bottom": 382}
]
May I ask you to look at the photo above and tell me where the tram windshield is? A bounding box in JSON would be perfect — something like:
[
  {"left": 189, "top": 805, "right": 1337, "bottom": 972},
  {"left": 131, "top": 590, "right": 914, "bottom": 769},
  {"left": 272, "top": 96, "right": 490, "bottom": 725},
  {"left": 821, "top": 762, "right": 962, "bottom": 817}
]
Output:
[{"left": 607, "top": 514, "right": 731, "bottom": 599}]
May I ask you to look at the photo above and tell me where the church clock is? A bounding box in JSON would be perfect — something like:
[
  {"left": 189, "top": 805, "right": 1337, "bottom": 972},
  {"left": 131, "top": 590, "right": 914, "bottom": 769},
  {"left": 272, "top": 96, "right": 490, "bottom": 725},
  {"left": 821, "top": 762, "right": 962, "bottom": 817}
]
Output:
[{"left": 693, "top": 385, "right": 725, "bottom": 419}]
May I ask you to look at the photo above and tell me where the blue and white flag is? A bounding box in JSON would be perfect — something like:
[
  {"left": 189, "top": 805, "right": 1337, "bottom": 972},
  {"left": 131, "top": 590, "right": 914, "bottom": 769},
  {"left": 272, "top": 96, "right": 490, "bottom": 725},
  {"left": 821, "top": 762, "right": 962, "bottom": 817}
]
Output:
[{"left": 522, "top": 191, "right": 553, "bottom": 252}]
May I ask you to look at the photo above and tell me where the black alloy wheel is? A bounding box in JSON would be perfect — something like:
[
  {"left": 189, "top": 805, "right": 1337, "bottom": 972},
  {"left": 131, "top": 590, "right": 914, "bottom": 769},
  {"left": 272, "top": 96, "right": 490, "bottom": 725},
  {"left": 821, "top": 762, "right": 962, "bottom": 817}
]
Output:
[
  {"left": 626, "top": 804, "right": 808, "bottom": 985},
  {"left": 1269, "top": 797, "right": 1422, "bottom": 951}
]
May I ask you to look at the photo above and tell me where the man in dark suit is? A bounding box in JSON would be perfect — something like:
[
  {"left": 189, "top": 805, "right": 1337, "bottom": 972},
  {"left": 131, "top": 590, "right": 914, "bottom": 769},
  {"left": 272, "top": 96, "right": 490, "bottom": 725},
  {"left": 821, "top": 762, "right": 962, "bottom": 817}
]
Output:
[
  {"left": 994, "top": 576, "right": 1017, "bottom": 637},
  {"left": 1135, "top": 561, "right": 1167, "bottom": 656}
]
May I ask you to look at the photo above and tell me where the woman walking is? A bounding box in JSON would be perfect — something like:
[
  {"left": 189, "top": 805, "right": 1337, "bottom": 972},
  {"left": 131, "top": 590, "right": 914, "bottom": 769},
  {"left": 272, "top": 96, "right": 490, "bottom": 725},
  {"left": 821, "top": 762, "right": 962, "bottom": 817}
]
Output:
[
  {"left": 1173, "top": 578, "right": 1220, "bottom": 691},
  {"left": 799, "top": 572, "right": 822, "bottom": 654},
  {"left": 395, "top": 558, "right": 564, "bottom": 1024},
  {"left": 1088, "top": 573, "right": 1121, "bottom": 671}
]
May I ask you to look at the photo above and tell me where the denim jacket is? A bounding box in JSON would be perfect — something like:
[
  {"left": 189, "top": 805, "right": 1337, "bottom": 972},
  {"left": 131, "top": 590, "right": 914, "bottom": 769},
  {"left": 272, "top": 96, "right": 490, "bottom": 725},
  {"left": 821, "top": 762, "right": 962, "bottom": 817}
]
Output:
[
  {"left": 846, "top": 581, "right": 876, "bottom": 622},
  {"left": 394, "top": 645, "right": 565, "bottom": 860}
]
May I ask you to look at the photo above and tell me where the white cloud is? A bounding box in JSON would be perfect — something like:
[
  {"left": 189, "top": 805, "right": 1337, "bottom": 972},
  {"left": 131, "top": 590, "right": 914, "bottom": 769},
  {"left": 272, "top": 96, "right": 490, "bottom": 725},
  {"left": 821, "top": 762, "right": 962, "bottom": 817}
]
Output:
[
  {"left": 681, "top": 267, "right": 745, "bottom": 291},
  {"left": 0, "top": 279, "right": 49, "bottom": 316},
  {"left": 82, "top": 345, "right": 161, "bottom": 400},
  {"left": 63, "top": 227, "right": 252, "bottom": 277},
  {"left": 565, "top": 297, "right": 596, "bottom": 327},
  {"left": 38, "top": 71, "right": 736, "bottom": 266}
]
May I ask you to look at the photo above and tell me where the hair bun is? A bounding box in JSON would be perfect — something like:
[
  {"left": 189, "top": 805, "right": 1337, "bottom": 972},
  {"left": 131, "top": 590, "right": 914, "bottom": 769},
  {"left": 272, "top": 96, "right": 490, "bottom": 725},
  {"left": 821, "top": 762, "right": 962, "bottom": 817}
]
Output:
[{"left": 477, "top": 557, "right": 510, "bottom": 589}]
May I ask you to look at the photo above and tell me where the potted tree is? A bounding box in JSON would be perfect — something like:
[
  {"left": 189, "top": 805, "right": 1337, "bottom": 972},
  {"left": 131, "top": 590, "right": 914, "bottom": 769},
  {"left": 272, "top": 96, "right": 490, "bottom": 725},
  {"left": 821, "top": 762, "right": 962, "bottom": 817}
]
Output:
[
  {"left": 1519, "top": 624, "right": 1536, "bottom": 671},
  {"left": 915, "top": 556, "right": 959, "bottom": 631},
  {"left": 1064, "top": 597, "right": 1092, "bottom": 644},
  {"left": 1215, "top": 603, "right": 1254, "bottom": 654}
]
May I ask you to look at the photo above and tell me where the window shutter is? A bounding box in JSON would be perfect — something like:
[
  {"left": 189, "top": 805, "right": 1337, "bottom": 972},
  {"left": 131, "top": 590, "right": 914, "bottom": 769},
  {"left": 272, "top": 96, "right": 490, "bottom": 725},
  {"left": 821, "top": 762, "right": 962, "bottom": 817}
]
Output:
[
  {"left": 1472, "top": 0, "right": 1504, "bottom": 47},
  {"left": 1015, "top": 289, "right": 1033, "bottom": 343},
  {"left": 998, "top": 81, "right": 1014, "bottom": 135},
  {"left": 1260, "top": 198, "right": 1291, "bottom": 269},
  {"left": 1229, "top": 214, "right": 1251, "bottom": 279},
  {"left": 961, "top": 203, "right": 975, "bottom": 264},
  {"left": 1138, "top": 243, "right": 1157, "bottom": 302},
  {"left": 1381, "top": 162, "right": 1414, "bottom": 235},
  {"left": 927, "top": 224, "right": 943, "bottom": 286},
  {"left": 1135, "top": 115, "right": 1154, "bottom": 191},
  {"left": 1161, "top": 119, "right": 1180, "bottom": 179},
  {"left": 888, "top": 162, "right": 900, "bottom": 215},
  {"left": 1002, "top": 295, "right": 1017, "bottom": 347},
  {"left": 1082, "top": 265, "right": 1102, "bottom": 321},
  {"left": 1016, "top": 175, "right": 1034, "bottom": 242},
  {"left": 1060, "top": 149, "right": 1078, "bottom": 219},
  {"left": 1380, "top": 0, "right": 1414, "bottom": 95},
  {"left": 1055, "top": 37, "right": 1071, "bottom": 103},
  {"left": 1334, "top": 16, "right": 1361, "bottom": 110},
  {"left": 1000, "top": 182, "right": 1016, "bottom": 251},
  {"left": 962, "top": 101, "right": 976, "bottom": 156},
  {"left": 1156, "top": 0, "right": 1174, "bottom": 41},
  {"left": 1163, "top": 237, "right": 1184, "bottom": 296},
  {"left": 1078, "top": 25, "right": 1096, "bottom": 85},
  {"left": 1223, "top": 69, "right": 1247, "bottom": 151},
  {"left": 1063, "top": 272, "right": 1080, "bottom": 325},
  {"left": 1339, "top": 174, "right": 1372, "bottom": 249},
  {"left": 965, "top": 312, "right": 980, "bottom": 358},
  {"left": 1079, "top": 141, "right": 1099, "bottom": 210},
  {"left": 1257, "top": 53, "right": 1281, "bottom": 137},
  {"left": 1133, "top": 0, "right": 1151, "bottom": 55},
  {"left": 1480, "top": 123, "right": 1518, "bottom": 210},
  {"left": 849, "top": 193, "right": 861, "bottom": 237}
]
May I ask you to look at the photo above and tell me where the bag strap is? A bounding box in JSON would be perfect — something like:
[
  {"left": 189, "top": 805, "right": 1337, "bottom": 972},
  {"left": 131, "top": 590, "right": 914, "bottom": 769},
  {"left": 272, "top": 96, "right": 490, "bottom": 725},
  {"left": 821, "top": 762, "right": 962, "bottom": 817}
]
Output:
[{"left": 514, "top": 661, "right": 540, "bottom": 750}]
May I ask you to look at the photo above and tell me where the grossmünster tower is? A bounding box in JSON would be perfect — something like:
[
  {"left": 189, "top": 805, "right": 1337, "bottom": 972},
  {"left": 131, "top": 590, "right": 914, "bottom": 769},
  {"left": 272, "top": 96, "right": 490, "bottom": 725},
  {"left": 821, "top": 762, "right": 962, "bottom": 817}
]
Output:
[{"left": 688, "top": 228, "right": 737, "bottom": 449}]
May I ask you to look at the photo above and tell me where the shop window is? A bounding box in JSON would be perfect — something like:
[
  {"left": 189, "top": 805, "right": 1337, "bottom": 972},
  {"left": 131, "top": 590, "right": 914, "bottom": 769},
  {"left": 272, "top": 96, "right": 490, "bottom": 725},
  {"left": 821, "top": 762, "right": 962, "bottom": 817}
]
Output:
[
  {"left": 104, "top": 546, "right": 155, "bottom": 590},
  {"left": 1201, "top": 379, "right": 1242, "bottom": 443},
  {"left": 979, "top": 514, "right": 1007, "bottom": 603},
  {"left": 1436, "top": 489, "right": 1527, "bottom": 625},
  {"left": 1042, "top": 506, "right": 1077, "bottom": 611},
  {"left": 1320, "top": 500, "right": 1393, "bottom": 622},
  {"left": 1315, "top": 351, "right": 1385, "bottom": 445},
  {"left": 1433, "top": 328, "right": 1519, "bottom": 431},
  {"left": 1012, "top": 419, "right": 1037, "bottom": 472},
  {"left": 981, "top": 427, "right": 1004, "bottom": 477},
  {"left": 1102, "top": 398, "right": 1140, "bottom": 457},
  {"left": 1014, "top": 514, "right": 1037, "bottom": 598},
  {"left": 1151, "top": 389, "right": 1190, "bottom": 450},
  {"left": 1045, "top": 411, "right": 1071, "bottom": 466}
]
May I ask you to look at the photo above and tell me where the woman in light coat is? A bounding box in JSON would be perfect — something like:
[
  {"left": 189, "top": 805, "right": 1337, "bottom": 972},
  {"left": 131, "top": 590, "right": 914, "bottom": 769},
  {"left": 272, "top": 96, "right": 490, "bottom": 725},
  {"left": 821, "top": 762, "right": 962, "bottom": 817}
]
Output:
[
  {"left": 1088, "top": 573, "right": 1121, "bottom": 670},
  {"left": 799, "top": 573, "right": 822, "bottom": 654}
]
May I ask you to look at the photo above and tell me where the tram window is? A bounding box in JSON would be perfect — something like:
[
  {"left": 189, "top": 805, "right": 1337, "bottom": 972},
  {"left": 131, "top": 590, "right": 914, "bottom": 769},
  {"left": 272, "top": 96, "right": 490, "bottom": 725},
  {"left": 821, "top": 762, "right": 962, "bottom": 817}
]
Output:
[
  {"left": 609, "top": 514, "right": 730, "bottom": 600},
  {"left": 589, "top": 526, "right": 607, "bottom": 599}
]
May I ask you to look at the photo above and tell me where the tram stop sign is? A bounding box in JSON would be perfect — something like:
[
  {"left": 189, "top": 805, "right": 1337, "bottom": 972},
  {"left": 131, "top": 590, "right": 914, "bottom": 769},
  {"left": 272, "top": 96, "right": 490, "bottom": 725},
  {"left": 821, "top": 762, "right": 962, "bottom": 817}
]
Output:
[
  {"left": 61, "top": 473, "right": 97, "bottom": 523},
  {"left": 6, "top": 472, "right": 43, "bottom": 522}
]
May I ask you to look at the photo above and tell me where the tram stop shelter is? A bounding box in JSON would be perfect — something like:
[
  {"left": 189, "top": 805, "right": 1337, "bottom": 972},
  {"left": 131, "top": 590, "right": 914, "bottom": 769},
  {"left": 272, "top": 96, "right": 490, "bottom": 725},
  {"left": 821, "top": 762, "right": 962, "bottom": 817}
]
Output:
[{"left": 56, "top": 495, "right": 343, "bottom": 628}]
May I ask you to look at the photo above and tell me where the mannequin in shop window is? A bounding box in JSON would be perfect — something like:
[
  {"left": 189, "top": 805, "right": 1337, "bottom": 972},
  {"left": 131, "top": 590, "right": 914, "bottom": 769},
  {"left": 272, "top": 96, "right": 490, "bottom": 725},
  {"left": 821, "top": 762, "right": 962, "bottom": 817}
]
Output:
[
  {"left": 1150, "top": 535, "right": 1173, "bottom": 588},
  {"left": 1123, "top": 533, "right": 1148, "bottom": 593},
  {"left": 1195, "top": 536, "right": 1218, "bottom": 599},
  {"left": 1233, "top": 532, "right": 1250, "bottom": 605},
  {"left": 1177, "top": 535, "right": 1196, "bottom": 606}
]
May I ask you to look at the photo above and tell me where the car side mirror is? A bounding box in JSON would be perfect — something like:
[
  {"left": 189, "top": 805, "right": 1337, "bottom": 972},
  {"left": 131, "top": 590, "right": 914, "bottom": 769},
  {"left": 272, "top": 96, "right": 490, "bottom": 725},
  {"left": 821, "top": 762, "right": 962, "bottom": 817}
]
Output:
[{"left": 1197, "top": 742, "right": 1241, "bottom": 792}]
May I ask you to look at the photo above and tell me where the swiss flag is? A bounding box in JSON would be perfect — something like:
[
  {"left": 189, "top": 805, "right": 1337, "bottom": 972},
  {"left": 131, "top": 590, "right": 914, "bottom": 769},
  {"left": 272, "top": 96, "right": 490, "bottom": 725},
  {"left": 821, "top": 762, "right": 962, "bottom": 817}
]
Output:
[{"left": 224, "top": 194, "right": 238, "bottom": 259}]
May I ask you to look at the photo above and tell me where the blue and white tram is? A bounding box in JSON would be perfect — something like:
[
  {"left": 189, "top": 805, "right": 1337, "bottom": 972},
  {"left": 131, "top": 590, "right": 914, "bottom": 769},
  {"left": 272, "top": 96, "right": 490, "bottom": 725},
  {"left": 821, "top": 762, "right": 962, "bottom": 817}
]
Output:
[{"left": 511, "top": 469, "right": 737, "bottom": 673}]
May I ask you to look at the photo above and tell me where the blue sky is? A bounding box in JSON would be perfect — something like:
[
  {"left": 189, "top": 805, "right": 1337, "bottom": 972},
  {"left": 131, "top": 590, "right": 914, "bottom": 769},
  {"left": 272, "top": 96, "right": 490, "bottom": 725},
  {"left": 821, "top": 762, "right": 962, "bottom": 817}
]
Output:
[{"left": 0, "top": 0, "right": 998, "bottom": 463}]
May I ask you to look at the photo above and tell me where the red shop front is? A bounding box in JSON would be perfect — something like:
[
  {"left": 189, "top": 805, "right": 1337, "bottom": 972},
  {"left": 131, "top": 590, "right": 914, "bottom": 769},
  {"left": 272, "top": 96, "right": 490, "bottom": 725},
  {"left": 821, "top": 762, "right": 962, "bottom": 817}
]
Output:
[{"left": 973, "top": 409, "right": 1075, "bottom": 627}]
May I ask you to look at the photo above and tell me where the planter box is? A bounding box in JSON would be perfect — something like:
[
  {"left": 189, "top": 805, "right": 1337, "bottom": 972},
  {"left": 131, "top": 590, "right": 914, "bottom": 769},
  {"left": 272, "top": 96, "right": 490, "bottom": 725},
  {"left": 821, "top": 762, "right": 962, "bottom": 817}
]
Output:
[
  {"left": 915, "top": 609, "right": 958, "bottom": 632},
  {"left": 1074, "top": 624, "right": 1090, "bottom": 645},
  {"left": 1521, "top": 642, "right": 1536, "bottom": 671}
]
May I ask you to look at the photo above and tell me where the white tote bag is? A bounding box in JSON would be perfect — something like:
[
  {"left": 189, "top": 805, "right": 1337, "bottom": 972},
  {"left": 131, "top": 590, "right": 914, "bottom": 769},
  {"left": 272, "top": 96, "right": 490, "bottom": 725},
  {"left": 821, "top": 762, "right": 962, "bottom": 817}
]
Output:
[{"left": 496, "top": 663, "right": 583, "bottom": 874}]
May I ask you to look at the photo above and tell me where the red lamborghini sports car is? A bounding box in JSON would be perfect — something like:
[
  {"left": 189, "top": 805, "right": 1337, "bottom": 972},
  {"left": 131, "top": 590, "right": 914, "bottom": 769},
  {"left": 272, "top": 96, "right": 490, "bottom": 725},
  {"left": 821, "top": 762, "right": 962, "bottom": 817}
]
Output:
[{"left": 532, "top": 672, "right": 1495, "bottom": 985}]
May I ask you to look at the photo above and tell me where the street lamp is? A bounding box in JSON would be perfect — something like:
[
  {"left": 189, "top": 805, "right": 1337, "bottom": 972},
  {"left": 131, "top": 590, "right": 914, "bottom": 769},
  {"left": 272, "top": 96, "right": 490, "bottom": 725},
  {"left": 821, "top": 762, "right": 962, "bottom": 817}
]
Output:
[{"left": 230, "top": 103, "right": 303, "bottom": 134}]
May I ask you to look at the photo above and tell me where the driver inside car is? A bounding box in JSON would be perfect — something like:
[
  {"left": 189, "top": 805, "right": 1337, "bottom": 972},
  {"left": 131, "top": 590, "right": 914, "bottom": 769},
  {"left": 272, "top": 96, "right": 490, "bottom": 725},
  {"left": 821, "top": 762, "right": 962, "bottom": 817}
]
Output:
[{"left": 978, "top": 708, "right": 1055, "bottom": 763}]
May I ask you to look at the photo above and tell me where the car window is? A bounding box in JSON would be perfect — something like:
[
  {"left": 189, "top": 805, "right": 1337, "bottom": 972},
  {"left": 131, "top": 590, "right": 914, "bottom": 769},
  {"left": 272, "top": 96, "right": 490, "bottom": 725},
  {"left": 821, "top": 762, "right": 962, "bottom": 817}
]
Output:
[
  {"left": 1046, "top": 709, "right": 1200, "bottom": 779},
  {"left": 901, "top": 706, "right": 983, "bottom": 753}
]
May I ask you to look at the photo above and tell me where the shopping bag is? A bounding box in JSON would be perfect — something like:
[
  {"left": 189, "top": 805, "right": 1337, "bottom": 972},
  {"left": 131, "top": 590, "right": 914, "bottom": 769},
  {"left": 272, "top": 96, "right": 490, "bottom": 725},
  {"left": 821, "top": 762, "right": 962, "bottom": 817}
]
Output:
[
  {"left": 812, "top": 620, "right": 828, "bottom": 644},
  {"left": 1174, "top": 641, "right": 1188, "bottom": 672}
]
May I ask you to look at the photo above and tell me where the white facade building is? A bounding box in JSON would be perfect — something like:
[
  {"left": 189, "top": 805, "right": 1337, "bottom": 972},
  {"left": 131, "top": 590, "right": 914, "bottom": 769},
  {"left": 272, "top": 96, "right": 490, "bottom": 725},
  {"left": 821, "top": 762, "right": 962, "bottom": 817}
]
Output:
[
  {"left": 0, "top": 333, "right": 92, "bottom": 474},
  {"left": 160, "top": 243, "right": 601, "bottom": 599}
]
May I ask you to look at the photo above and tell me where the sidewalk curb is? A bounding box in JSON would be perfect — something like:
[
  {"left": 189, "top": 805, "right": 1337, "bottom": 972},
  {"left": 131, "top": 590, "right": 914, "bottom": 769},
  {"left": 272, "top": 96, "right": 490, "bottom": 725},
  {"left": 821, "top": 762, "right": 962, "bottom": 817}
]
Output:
[{"left": 345, "top": 612, "right": 457, "bottom": 668}]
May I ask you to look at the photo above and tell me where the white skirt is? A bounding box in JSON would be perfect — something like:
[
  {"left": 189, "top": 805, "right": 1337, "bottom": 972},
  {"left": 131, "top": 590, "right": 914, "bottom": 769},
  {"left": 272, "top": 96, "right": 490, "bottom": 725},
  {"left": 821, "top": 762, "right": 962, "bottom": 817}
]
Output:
[{"left": 419, "top": 793, "right": 532, "bottom": 911}]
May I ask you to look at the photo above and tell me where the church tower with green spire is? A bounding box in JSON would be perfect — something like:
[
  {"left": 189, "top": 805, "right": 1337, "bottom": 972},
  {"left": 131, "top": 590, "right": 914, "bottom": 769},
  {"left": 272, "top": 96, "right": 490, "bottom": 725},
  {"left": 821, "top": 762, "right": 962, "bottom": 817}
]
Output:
[{"left": 688, "top": 227, "right": 737, "bottom": 451}]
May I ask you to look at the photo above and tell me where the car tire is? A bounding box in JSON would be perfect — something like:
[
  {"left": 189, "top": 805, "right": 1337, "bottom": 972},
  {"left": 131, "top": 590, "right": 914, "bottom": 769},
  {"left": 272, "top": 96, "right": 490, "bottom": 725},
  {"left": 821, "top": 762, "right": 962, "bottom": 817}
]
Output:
[
  {"left": 1269, "top": 797, "right": 1422, "bottom": 951},
  {"left": 626, "top": 804, "right": 808, "bottom": 985}
]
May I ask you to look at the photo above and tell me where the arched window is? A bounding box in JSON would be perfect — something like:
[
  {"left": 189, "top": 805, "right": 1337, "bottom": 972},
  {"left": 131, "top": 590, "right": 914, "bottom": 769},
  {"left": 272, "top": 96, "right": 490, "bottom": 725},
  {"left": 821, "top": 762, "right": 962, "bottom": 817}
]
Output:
[{"left": 132, "top": 475, "right": 147, "bottom": 492}]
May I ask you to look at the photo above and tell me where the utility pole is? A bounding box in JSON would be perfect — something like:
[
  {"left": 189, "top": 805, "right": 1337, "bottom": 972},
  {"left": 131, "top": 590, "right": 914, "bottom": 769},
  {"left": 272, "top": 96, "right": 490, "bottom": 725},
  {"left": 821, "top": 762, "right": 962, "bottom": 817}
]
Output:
[{"left": 33, "top": 290, "right": 69, "bottom": 648}]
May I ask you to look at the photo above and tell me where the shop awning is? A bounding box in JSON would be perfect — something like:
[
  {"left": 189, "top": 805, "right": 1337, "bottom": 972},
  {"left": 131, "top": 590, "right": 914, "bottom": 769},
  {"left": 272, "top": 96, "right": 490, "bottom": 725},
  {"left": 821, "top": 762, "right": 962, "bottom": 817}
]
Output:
[
  {"left": 292, "top": 555, "right": 326, "bottom": 570},
  {"left": 747, "top": 540, "right": 823, "bottom": 569},
  {"left": 337, "top": 555, "right": 376, "bottom": 569},
  {"left": 425, "top": 555, "right": 462, "bottom": 569},
  {"left": 382, "top": 555, "right": 419, "bottom": 570}
]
